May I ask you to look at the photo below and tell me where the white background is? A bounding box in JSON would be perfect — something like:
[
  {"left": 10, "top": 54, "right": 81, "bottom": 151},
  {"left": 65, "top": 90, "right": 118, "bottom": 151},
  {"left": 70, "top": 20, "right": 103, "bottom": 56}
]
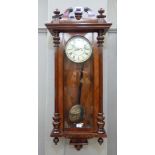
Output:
[{"left": 0, "top": 0, "right": 155, "bottom": 155}]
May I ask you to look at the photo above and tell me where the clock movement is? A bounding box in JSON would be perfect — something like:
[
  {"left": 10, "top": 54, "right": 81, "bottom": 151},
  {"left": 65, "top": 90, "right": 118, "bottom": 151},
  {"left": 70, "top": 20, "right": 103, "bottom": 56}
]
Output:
[{"left": 45, "top": 7, "right": 112, "bottom": 151}]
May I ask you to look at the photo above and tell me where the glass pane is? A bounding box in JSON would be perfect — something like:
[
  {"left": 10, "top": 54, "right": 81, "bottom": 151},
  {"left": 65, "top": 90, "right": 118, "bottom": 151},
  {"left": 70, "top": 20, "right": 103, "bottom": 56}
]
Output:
[{"left": 63, "top": 54, "right": 94, "bottom": 128}]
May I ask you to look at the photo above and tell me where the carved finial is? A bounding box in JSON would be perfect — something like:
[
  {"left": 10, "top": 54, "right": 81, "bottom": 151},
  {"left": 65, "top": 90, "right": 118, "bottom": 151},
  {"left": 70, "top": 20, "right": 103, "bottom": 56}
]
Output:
[
  {"left": 97, "top": 113, "right": 105, "bottom": 133},
  {"left": 98, "top": 137, "right": 104, "bottom": 145},
  {"left": 52, "top": 32, "right": 60, "bottom": 47},
  {"left": 53, "top": 9, "right": 62, "bottom": 20},
  {"left": 52, "top": 113, "right": 61, "bottom": 133},
  {"left": 75, "top": 145, "right": 83, "bottom": 151},
  {"left": 97, "top": 31, "right": 104, "bottom": 47},
  {"left": 97, "top": 8, "right": 106, "bottom": 19},
  {"left": 54, "top": 9, "right": 60, "bottom": 16},
  {"left": 53, "top": 137, "right": 59, "bottom": 145}
]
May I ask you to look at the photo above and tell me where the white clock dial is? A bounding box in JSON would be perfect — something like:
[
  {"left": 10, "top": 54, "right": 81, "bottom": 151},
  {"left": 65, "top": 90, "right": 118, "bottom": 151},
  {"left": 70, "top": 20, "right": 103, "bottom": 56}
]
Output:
[{"left": 65, "top": 36, "right": 92, "bottom": 63}]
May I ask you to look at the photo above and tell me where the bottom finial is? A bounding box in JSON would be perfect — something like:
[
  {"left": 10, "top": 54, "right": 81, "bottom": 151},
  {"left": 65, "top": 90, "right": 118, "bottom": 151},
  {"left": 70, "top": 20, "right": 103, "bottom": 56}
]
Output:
[
  {"left": 98, "top": 137, "right": 104, "bottom": 145},
  {"left": 53, "top": 137, "right": 59, "bottom": 145}
]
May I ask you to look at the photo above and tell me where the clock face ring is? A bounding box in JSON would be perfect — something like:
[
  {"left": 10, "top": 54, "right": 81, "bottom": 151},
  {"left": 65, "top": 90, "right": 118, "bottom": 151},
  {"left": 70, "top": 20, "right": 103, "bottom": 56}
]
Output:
[{"left": 65, "top": 36, "right": 92, "bottom": 63}]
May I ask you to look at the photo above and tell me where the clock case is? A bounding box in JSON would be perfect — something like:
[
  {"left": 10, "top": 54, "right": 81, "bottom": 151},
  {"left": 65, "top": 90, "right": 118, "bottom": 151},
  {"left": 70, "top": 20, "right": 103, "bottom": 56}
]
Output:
[{"left": 45, "top": 8, "right": 112, "bottom": 151}]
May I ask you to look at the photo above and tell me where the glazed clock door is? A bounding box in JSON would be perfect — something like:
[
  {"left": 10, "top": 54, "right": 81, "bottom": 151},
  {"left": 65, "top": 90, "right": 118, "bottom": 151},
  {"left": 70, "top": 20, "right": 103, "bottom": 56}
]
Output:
[{"left": 63, "top": 35, "right": 94, "bottom": 130}]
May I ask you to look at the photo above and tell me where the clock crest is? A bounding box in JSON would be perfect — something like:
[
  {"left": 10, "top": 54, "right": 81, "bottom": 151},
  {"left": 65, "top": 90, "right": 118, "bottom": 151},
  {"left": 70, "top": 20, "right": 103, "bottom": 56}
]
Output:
[{"left": 45, "top": 7, "right": 112, "bottom": 151}]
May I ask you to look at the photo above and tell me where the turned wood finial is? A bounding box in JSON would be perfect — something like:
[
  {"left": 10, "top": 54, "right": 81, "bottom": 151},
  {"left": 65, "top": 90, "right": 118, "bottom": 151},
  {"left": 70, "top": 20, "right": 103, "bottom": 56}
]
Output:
[
  {"left": 54, "top": 9, "right": 60, "bottom": 16},
  {"left": 97, "top": 31, "right": 104, "bottom": 47},
  {"left": 97, "top": 113, "right": 105, "bottom": 133},
  {"left": 53, "top": 9, "right": 62, "bottom": 19},
  {"left": 75, "top": 145, "right": 83, "bottom": 151},
  {"left": 98, "top": 137, "right": 104, "bottom": 145},
  {"left": 53, "top": 137, "right": 59, "bottom": 145},
  {"left": 97, "top": 8, "right": 106, "bottom": 19},
  {"left": 52, "top": 113, "right": 61, "bottom": 133},
  {"left": 52, "top": 31, "right": 60, "bottom": 47}
]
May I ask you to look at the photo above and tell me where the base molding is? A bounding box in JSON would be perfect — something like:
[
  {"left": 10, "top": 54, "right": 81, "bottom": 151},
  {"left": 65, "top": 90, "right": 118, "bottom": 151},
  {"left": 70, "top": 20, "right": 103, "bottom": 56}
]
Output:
[
  {"left": 38, "top": 27, "right": 117, "bottom": 33},
  {"left": 50, "top": 113, "right": 107, "bottom": 150},
  {"left": 70, "top": 138, "right": 88, "bottom": 151}
]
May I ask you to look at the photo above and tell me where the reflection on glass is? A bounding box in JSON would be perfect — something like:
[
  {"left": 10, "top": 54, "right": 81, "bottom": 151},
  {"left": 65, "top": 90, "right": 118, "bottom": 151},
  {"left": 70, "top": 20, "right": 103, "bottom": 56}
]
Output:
[{"left": 63, "top": 54, "right": 94, "bottom": 128}]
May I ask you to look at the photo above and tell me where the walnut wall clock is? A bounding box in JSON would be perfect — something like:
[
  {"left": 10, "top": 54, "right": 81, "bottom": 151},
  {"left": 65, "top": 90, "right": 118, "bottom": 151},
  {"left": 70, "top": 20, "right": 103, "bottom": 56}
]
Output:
[{"left": 45, "top": 6, "right": 112, "bottom": 151}]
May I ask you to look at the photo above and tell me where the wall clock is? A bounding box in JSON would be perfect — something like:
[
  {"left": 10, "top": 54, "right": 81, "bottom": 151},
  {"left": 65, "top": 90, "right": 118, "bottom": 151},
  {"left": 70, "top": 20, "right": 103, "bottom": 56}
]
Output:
[{"left": 45, "top": 7, "right": 112, "bottom": 151}]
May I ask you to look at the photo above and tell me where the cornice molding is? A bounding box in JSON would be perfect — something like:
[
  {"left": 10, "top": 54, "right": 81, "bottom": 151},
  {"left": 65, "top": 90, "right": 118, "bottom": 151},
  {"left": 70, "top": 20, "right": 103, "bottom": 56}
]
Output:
[{"left": 38, "top": 27, "right": 117, "bottom": 33}]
